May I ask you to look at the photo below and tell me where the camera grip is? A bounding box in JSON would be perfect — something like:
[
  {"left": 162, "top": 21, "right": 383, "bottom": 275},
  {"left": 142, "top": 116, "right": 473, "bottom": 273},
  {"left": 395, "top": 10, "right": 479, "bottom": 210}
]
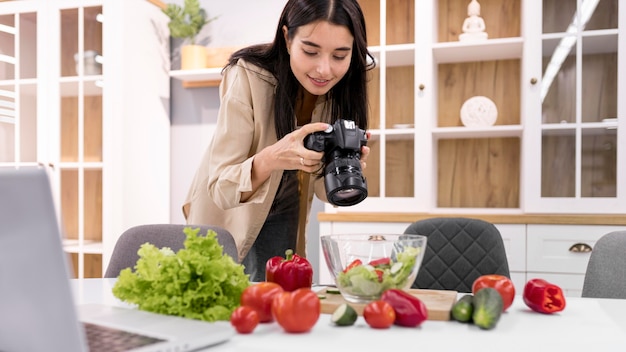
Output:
[{"left": 303, "top": 133, "right": 326, "bottom": 152}]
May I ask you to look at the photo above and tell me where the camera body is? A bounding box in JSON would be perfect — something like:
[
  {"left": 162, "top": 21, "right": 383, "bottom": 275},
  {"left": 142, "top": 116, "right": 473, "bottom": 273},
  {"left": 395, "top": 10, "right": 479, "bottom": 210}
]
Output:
[{"left": 304, "top": 119, "right": 368, "bottom": 206}]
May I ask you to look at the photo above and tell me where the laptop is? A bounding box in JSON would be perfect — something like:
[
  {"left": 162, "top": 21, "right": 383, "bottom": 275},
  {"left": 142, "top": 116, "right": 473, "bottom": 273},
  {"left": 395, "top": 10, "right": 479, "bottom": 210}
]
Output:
[{"left": 0, "top": 166, "right": 234, "bottom": 352}]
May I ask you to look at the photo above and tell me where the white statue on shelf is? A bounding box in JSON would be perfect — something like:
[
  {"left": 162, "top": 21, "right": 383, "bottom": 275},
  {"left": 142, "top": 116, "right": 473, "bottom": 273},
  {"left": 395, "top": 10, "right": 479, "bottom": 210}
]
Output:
[{"left": 459, "top": 0, "right": 488, "bottom": 42}]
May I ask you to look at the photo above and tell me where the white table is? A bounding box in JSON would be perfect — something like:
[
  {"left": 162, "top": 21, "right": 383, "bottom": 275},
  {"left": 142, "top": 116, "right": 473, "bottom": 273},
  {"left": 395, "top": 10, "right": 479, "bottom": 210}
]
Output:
[{"left": 71, "top": 279, "right": 626, "bottom": 351}]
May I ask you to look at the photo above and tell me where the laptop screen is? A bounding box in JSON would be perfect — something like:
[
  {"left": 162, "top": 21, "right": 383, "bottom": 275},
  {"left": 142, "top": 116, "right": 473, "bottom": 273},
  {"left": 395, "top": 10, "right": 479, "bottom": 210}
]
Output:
[{"left": 0, "top": 167, "right": 88, "bottom": 352}]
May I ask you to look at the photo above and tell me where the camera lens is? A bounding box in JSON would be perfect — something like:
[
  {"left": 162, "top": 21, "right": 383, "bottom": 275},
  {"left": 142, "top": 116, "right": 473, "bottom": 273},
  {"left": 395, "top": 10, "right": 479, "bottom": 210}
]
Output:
[
  {"left": 324, "top": 156, "right": 367, "bottom": 206},
  {"left": 334, "top": 188, "right": 364, "bottom": 203}
]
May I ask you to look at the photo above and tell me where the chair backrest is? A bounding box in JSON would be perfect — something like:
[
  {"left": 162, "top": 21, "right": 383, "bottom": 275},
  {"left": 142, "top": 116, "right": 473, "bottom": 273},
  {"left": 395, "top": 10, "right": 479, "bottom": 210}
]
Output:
[
  {"left": 403, "top": 217, "right": 510, "bottom": 293},
  {"left": 582, "top": 230, "right": 626, "bottom": 299},
  {"left": 104, "top": 224, "right": 238, "bottom": 278}
]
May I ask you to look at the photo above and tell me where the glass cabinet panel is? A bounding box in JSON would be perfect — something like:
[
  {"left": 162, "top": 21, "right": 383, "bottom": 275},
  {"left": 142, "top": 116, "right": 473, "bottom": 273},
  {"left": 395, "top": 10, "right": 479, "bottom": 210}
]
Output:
[
  {"left": 0, "top": 85, "right": 15, "bottom": 162},
  {"left": 541, "top": 130, "right": 575, "bottom": 197},
  {"left": 0, "top": 14, "right": 15, "bottom": 81},
  {"left": 540, "top": 0, "right": 618, "bottom": 199},
  {"left": 0, "top": 11, "right": 38, "bottom": 164},
  {"left": 581, "top": 128, "right": 616, "bottom": 197},
  {"left": 59, "top": 5, "right": 104, "bottom": 278}
]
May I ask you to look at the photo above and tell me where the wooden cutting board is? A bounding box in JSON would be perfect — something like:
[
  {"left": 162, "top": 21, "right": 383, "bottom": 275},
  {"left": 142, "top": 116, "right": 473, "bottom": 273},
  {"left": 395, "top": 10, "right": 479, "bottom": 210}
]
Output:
[{"left": 319, "top": 288, "right": 458, "bottom": 321}]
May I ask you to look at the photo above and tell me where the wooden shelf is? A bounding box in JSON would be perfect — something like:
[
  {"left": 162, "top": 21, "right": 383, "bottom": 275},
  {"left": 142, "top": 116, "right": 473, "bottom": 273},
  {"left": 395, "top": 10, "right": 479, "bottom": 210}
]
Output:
[
  {"left": 63, "top": 239, "right": 103, "bottom": 254},
  {"left": 433, "top": 37, "right": 523, "bottom": 64},
  {"left": 170, "top": 67, "right": 223, "bottom": 88},
  {"left": 432, "top": 125, "right": 523, "bottom": 139}
]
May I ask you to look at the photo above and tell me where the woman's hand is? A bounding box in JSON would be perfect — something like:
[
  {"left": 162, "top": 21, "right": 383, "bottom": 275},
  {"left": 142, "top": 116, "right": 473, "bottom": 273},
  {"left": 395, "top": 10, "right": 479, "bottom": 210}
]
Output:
[
  {"left": 243, "top": 123, "right": 328, "bottom": 202},
  {"left": 253, "top": 122, "right": 329, "bottom": 178}
]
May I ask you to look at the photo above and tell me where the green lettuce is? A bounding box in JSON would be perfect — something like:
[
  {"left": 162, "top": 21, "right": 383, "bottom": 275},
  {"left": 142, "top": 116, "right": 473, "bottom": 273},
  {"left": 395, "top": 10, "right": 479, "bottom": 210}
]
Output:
[{"left": 112, "top": 227, "right": 249, "bottom": 322}]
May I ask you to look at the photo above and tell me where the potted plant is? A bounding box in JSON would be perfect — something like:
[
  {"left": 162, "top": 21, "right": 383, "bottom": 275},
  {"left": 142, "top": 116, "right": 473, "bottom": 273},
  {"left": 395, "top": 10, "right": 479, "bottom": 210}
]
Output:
[{"left": 162, "top": 0, "right": 216, "bottom": 70}]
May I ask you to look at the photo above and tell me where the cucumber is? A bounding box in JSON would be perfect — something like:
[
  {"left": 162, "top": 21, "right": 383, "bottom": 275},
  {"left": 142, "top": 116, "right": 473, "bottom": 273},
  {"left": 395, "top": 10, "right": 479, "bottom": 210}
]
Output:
[
  {"left": 326, "top": 288, "right": 341, "bottom": 294},
  {"left": 331, "top": 303, "right": 358, "bottom": 326},
  {"left": 472, "top": 287, "right": 503, "bottom": 330},
  {"left": 451, "top": 294, "right": 474, "bottom": 322}
]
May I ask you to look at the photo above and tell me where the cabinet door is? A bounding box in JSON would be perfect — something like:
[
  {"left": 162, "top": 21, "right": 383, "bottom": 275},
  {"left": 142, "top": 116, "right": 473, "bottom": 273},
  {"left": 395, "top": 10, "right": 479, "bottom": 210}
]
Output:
[
  {"left": 346, "top": 0, "right": 424, "bottom": 212},
  {"left": 51, "top": 3, "right": 104, "bottom": 279},
  {"left": 0, "top": 3, "right": 41, "bottom": 166},
  {"left": 524, "top": 0, "right": 626, "bottom": 213}
]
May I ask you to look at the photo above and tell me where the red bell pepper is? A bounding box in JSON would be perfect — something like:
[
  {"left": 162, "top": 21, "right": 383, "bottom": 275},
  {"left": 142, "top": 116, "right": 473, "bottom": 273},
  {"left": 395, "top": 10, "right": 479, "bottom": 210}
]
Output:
[
  {"left": 271, "top": 288, "right": 320, "bottom": 333},
  {"left": 265, "top": 249, "right": 313, "bottom": 292},
  {"left": 380, "top": 288, "right": 428, "bottom": 327},
  {"left": 523, "top": 278, "right": 566, "bottom": 314}
]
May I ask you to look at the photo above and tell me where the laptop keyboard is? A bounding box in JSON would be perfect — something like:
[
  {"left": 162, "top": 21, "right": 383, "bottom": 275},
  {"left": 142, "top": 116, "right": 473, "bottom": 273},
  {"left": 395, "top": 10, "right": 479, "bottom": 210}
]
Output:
[{"left": 84, "top": 322, "right": 165, "bottom": 352}]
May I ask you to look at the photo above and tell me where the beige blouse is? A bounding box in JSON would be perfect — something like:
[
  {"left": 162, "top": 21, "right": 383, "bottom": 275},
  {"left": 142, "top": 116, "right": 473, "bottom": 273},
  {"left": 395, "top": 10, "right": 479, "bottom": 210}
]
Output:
[{"left": 182, "top": 59, "right": 328, "bottom": 262}]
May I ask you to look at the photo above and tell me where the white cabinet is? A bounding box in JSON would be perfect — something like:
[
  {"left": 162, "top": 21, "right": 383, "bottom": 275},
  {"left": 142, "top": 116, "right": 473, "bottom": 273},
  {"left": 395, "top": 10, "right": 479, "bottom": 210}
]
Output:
[
  {"left": 526, "top": 224, "right": 626, "bottom": 296},
  {"left": 312, "top": 0, "right": 625, "bottom": 216},
  {"left": 0, "top": 0, "right": 171, "bottom": 278}
]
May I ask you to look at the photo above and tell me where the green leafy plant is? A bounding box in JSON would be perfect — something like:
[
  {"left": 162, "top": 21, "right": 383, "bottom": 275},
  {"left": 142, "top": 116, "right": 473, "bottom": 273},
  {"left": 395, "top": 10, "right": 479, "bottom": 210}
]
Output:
[
  {"left": 112, "top": 227, "right": 250, "bottom": 322},
  {"left": 162, "top": 0, "right": 216, "bottom": 45}
]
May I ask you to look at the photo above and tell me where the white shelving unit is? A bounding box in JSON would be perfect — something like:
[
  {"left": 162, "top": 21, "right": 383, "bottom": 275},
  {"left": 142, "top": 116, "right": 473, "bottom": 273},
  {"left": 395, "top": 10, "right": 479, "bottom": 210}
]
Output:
[{"left": 1, "top": 0, "right": 172, "bottom": 278}]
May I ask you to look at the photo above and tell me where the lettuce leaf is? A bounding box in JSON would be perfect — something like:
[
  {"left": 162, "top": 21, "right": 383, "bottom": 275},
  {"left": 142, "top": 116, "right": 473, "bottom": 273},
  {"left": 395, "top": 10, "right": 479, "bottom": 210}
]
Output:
[{"left": 112, "top": 227, "right": 250, "bottom": 322}]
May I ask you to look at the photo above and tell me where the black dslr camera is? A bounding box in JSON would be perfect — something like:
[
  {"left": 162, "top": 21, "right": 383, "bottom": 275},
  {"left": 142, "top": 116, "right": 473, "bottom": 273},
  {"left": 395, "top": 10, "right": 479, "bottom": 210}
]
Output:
[{"left": 304, "top": 119, "right": 368, "bottom": 206}]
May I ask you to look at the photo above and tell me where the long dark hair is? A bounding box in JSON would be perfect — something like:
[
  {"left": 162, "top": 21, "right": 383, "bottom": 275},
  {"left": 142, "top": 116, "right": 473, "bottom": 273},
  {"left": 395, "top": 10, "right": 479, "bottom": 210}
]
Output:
[{"left": 227, "top": 0, "right": 375, "bottom": 139}]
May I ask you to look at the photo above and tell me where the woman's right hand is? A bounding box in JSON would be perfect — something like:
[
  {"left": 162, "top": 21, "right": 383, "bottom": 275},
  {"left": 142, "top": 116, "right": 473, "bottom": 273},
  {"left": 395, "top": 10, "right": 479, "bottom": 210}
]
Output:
[{"left": 260, "top": 122, "right": 329, "bottom": 174}]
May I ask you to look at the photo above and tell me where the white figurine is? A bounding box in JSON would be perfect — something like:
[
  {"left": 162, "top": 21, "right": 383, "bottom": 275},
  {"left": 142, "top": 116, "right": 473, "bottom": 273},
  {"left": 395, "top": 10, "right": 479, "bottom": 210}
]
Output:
[{"left": 459, "top": 0, "right": 488, "bottom": 42}]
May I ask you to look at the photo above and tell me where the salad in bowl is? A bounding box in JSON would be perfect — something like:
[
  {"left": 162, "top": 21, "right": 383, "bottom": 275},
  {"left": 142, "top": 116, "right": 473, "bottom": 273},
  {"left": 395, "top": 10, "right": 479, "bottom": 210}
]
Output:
[{"left": 321, "top": 234, "right": 427, "bottom": 303}]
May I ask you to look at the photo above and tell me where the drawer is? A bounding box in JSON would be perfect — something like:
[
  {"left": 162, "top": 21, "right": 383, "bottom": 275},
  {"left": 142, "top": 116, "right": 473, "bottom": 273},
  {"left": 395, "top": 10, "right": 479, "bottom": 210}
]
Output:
[
  {"left": 525, "top": 272, "right": 585, "bottom": 297},
  {"left": 526, "top": 225, "right": 626, "bottom": 274}
]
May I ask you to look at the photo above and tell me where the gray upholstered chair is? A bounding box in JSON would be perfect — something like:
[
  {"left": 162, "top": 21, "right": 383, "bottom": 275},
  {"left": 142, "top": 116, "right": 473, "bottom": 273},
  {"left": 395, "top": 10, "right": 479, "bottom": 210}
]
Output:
[
  {"left": 104, "top": 224, "right": 238, "bottom": 278},
  {"left": 403, "top": 217, "right": 510, "bottom": 293},
  {"left": 582, "top": 230, "right": 626, "bottom": 299}
]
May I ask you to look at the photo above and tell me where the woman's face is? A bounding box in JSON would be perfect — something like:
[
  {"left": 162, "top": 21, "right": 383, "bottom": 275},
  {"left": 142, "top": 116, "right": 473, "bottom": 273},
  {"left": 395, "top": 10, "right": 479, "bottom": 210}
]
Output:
[{"left": 284, "top": 21, "right": 353, "bottom": 96}]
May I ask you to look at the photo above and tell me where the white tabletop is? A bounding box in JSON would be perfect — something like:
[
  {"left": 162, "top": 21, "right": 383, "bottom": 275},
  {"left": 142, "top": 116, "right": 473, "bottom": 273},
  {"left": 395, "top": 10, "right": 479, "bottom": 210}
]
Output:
[{"left": 71, "top": 279, "right": 626, "bottom": 351}]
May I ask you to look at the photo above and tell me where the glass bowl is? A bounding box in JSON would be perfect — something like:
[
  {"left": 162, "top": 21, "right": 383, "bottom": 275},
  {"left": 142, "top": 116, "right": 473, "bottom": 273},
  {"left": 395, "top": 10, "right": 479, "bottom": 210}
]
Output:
[{"left": 320, "top": 234, "right": 427, "bottom": 303}]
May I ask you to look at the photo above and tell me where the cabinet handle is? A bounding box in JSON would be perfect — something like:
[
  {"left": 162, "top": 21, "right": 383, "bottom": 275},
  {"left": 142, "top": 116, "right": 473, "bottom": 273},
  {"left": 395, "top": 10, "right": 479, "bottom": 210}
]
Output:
[
  {"left": 530, "top": 77, "right": 538, "bottom": 85},
  {"left": 418, "top": 84, "right": 425, "bottom": 91},
  {"left": 569, "top": 243, "right": 592, "bottom": 253}
]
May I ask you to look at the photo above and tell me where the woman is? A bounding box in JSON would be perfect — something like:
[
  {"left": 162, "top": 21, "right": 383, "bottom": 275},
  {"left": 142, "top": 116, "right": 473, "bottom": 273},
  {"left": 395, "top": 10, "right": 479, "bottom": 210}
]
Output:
[{"left": 183, "top": 0, "right": 375, "bottom": 282}]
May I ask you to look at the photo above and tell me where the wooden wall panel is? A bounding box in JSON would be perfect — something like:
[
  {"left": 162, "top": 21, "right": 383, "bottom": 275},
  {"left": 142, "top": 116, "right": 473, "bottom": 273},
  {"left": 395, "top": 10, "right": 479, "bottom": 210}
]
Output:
[
  {"left": 387, "top": 0, "right": 414, "bottom": 44},
  {"left": 387, "top": 66, "right": 415, "bottom": 127},
  {"left": 438, "top": 137, "right": 520, "bottom": 208},
  {"left": 438, "top": 59, "right": 520, "bottom": 127},
  {"left": 438, "top": 0, "right": 520, "bottom": 42},
  {"left": 358, "top": 0, "right": 380, "bottom": 46},
  {"left": 61, "top": 96, "right": 79, "bottom": 162},
  {"left": 84, "top": 95, "right": 103, "bottom": 162},
  {"left": 84, "top": 169, "right": 102, "bottom": 242}
]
